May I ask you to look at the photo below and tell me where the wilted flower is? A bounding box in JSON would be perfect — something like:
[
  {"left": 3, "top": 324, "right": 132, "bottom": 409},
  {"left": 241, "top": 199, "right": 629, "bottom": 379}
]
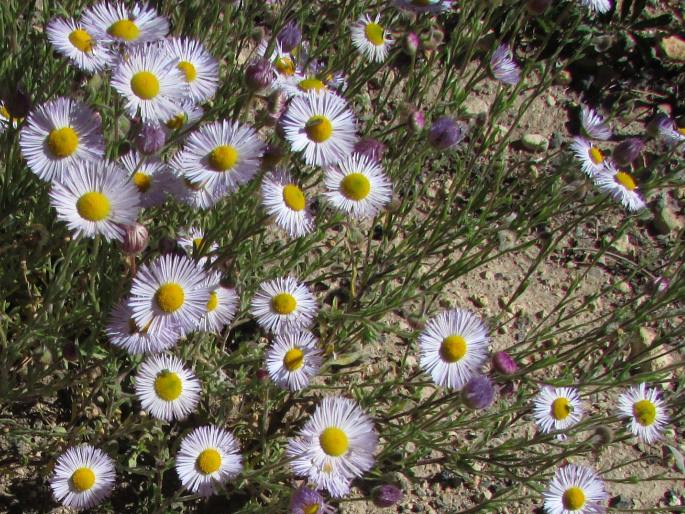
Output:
[
  {"left": 354, "top": 137, "right": 387, "bottom": 163},
  {"left": 372, "top": 484, "right": 404, "bottom": 508},
  {"left": 463, "top": 375, "right": 496, "bottom": 410},
  {"left": 492, "top": 351, "right": 518, "bottom": 375},
  {"left": 428, "top": 116, "right": 465, "bottom": 150},
  {"left": 612, "top": 138, "right": 644, "bottom": 167},
  {"left": 490, "top": 45, "right": 520, "bottom": 85}
]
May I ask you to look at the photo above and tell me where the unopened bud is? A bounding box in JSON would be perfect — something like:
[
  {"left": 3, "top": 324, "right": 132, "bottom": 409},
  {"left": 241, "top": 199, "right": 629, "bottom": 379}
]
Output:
[
  {"left": 492, "top": 351, "right": 518, "bottom": 375},
  {"left": 277, "top": 21, "right": 302, "bottom": 53},
  {"left": 371, "top": 484, "right": 404, "bottom": 508},
  {"left": 354, "top": 137, "right": 387, "bottom": 163},
  {"left": 651, "top": 276, "right": 669, "bottom": 294},
  {"left": 428, "top": 116, "right": 465, "bottom": 150},
  {"left": 408, "top": 108, "right": 425, "bottom": 133},
  {"left": 462, "top": 375, "right": 495, "bottom": 410},
  {"left": 403, "top": 32, "right": 420, "bottom": 56},
  {"left": 122, "top": 223, "right": 149, "bottom": 255},
  {"left": 245, "top": 58, "right": 275, "bottom": 91},
  {"left": 612, "top": 138, "right": 644, "bottom": 167},
  {"left": 134, "top": 123, "right": 166, "bottom": 155}
]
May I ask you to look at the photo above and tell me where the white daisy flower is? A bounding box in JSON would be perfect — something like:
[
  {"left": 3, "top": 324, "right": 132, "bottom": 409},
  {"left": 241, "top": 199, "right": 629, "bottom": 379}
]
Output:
[
  {"left": 250, "top": 276, "right": 319, "bottom": 334},
  {"left": 323, "top": 153, "right": 393, "bottom": 219},
  {"left": 617, "top": 383, "right": 669, "bottom": 444},
  {"left": 19, "top": 97, "right": 105, "bottom": 182},
  {"left": 128, "top": 254, "right": 211, "bottom": 336},
  {"left": 543, "top": 464, "right": 608, "bottom": 514},
  {"left": 591, "top": 163, "right": 645, "bottom": 212},
  {"left": 279, "top": 73, "right": 333, "bottom": 99},
  {"left": 50, "top": 160, "right": 141, "bottom": 242},
  {"left": 163, "top": 37, "right": 219, "bottom": 103},
  {"left": 418, "top": 309, "right": 489, "bottom": 390},
  {"left": 394, "top": 0, "right": 452, "bottom": 14},
  {"left": 46, "top": 17, "right": 111, "bottom": 72},
  {"left": 580, "top": 105, "right": 611, "bottom": 140},
  {"left": 134, "top": 353, "right": 201, "bottom": 421},
  {"left": 175, "top": 425, "right": 243, "bottom": 497},
  {"left": 106, "top": 299, "right": 182, "bottom": 354},
  {"left": 532, "top": 386, "right": 583, "bottom": 439},
  {"left": 82, "top": 2, "right": 169, "bottom": 47},
  {"left": 261, "top": 171, "right": 314, "bottom": 238},
  {"left": 162, "top": 100, "right": 203, "bottom": 136},
  {"left": 171, "top": 120, "right": 264, "bottom": 194},
  {"left": 571, "top": 137, "right": 606, "bottom": 177},
  {"left": 111, "top": 44, "right": 188, "bottom": 124},
  {"left": 281, "top": 92, "right": 357, "bottom": 167},
  {"left": 119, "top": 150, "right": 169, "bottom": 207},
  {"left": 265, "top": 330, "right": 323, "bottom": 391},
  {"left": 287, "top": 396, "right": 378, "bottom": 498},
  {"left": 177, "top": 227, "right": 219, "bottom": 265},
  {"left": 197, "top": 273, "right": 239, "bottom": 333},
  {"left": 49, "top": 445, "right": 116, "bottom": 510},
  {"left": 578, "top": 0, "right": 611, "bottom": 14},
  {"left": 351, "top": 14, "right": 393, "bottom": 63}
]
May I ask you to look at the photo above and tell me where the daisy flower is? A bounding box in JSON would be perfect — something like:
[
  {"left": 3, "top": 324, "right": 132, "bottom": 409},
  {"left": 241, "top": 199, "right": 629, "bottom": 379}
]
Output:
[
  {"left": 128, "top": 254, "right": 211, "bottom": 335},
  {"left": 287, "top": 396, "right": 378, "bottom": 498},
  {"left": 571, "top": 137, "right": 606, "bottom": 177},
  {"left": 177, "top": 227, "right": 219, "bottom": 265},
  {"left": 323, "top": 153, "right": 393, "bottom": 219},
  {"left": 164, "top": 37, "right": 219, "bottom": 103},
  {"left": 578, "top": 0, "right": 612, "bottom": 14},
  {"left": 119, "top": 150, "right": 169, "bottom": 207},
  {"left": 591, "top": 163, "right": 645, "bottom": 212},
  {"left": 50, "top": 445, "right": 116, "bottom": 510},
  {"left": 46, "top": 17, "right": 111, "bottom": 72},
  {"left": 257, "top": 40, "right": 297, "bottom": 79},
  {"left": 290, "top": 486, "right": 335, "bottom": 514},
  {"left": 134, "top": 353, "right": 201, "bottom": 421},
  {"left": 82, "top": 2, "right": 169, "bottom": 47},
  {"left": 265, "top": 330, "right": 323, "bottom": 391},
  {"left": 617, "top": 383, "right": 669, "bottom": 444},
  {"left": 543, "top": 464, "right": 608, "bottom": 513},
  {"left": 175, "top": 425, "right": 243, "bottom": 496},
  {"left": 110, "top": 44, "right": 188, "bottom": 124},
  {"left": 650, "top": 114, "right": 685, "bottom": 147},
  {"left": 281, "top": 92, "right": 357, "bottom": 167},
  {"left": 532, "top": 386, "right": 583, "bottom": 439},
  {"left": 351, "top": 14, "right": 393, "bottom": 63},
  {"left": 418, "top": 309, "right": 489, "bottom": 390},
  {"left": 19, "top": 97, "right": 104, "bottom": 182},
  {"left": 394, "top": 0, "right": 452, "bottom": 14},
  {"left": 50, "top": 160, "right": 141, "bottom": 242},
  {"left": 197, "top": 273, "right": 239, "bottom": 333},
  {"left": 580, "top": 105, "right": 611, "bottom": 140},
  {"left": 162, "top": 100, "right": 203, "bottom": 136},
  {"left": 261, "top": 171, "right": 315, "bottom": 238},
  {"left": 106, "top": 299, "right": 182, "bottom": 354},
  {"left": 490, "top": 44, "right": 520, "bottom": 85},
  {"left": 250, "top": 276, "right": 319, "bottom": 334},
  {"left": 171, "top": 120, "right": 264, "bottom": 194}
]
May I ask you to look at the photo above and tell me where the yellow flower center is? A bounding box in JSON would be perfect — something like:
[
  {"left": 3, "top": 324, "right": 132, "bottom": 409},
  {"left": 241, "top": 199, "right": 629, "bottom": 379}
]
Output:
[
  {"left": 107, "top": 19, "right": 140, "bottom": 41},
  {"left": 207, "top": 291, "right": 219, "bottom": 312},
  {"left": 153, "top": 370, "right": 183, "bottom": 401},
  {"left": 677, "top": 127, "right": 685, "bottom": 136},
  {"left": 275, "top": 56, "right": 295, "bottom": 76},
  {"left": 614, "top": 171, "right": 637, "bottom": 191},
  {"left": 319, "top": 427, "right": 349, "bottom": 457},
  {"left": 76, "top": 192, "right": 110, "bottom": 222},
  {"left": 208, "top": 145, "right": 239, "bottom": 172},
  {"left": 132, "top": 171, "right": 152, "bottom": 192},
  {"left": 633, "top": 399, "right": 657, "bottom": 426},
  {"left": 155, "top": 283, "right": 185, "bottom": 313},
  {"left": 130, "top": 71, "right": 160, "bottom": 100},
  {"left": 178, "top": 61, "right": 197, "bottom": 82},
  {"left": 271, "top": 292, "right": 297, "bottom": 314},
  {"left": 196, "top": 448, "right": 222, "bottom": 475},
  {"left": 364, "top": 23, "right": 385, "bottom": 46},
  {"left": 283, "top": 348, "right": 304, "bottom": 371},
  {"left": 298, "top": 78, "right": 326, "bottom": 92},
  {"left": 282, "top": 184, "right": 306, "bottom": 211},
  {"left": 305, "top": 115, "right": 333, "bottom": 143},
  {"left": 340, "top": 173, "right": 371, "bottom": 201},
  {"left": 192, "top": 237, "right": 204, "bottom": 250},
  {"left": 303, "top": 504, "right": 320, "bottom": 514},
  {"left": 562, "top": 486, "right": 586, "bottom": 510},
  {"left": 439, "top": 335, "right": 467, "bottom": 363},
  {"left": 70, "top": 467, "right": 96, "bottom": 492},
  {"left": 68, "top": 29, "right": 94, "bottom": 53},
  {"left": 166, "top": 112, "right": 187, "bottom": 130},
  {"left": 551, "top": 397, "right": 572, "bottom": 420},
  {"left": 47, "top": 127, "right": 79, "bottom": 158},
  {"left": 0, "top": 105, "right": 10, "bottom": 119},
  {"left": 588, "top": 146, "right": 604, "bottom": 165}
]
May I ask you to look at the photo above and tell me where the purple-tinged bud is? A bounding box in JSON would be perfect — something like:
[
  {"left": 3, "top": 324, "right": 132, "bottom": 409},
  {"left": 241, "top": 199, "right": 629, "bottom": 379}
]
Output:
[
  {"left": 372, "top": 484, "right": 404, "bottom": 508},
  {"left": 277, "top": 21, "right": 302, "bottom": 53},
  {"left": 409, "top": 108, "right": 425, "bottom": 133},
  {"left": 646, "top": 113, "right": 671, "bottom": 139},
  {"left": 245, "top": 58, "right": 275, "bottom": 91},
  {"left": 492, "top": 351, "right": 518, "bottom": 375},
  {"left": 5, "top": 87, "right": 31, "bottom": 119},
  {"left": 526, "top": 0, "right": 552, "bottom": 15},
  {"left": 354, "top": 138, "right": 387, "bottom": 163},
  {"left": 134, "top": 123, "right": 166, "bottom": 155},
  {"left": 428, "top": 116, "right": 465, "bottom": 150},
  {"left": 612, "top": 138, "right": 645, "bottom": 167},
  {"left": 462, "top": 375, "right": 495, "bottom": 410},
  {"left": 122, "top": 223, "right": 149, "bottom": 255},
  {"left": 404, "top": 32, "right": 420, "bottom": 56},
  {"left": 651, "top": 276, "right": 669, "bottom": 294},
  {"left": 256, "top": 368, "right": 269, "bottom": 382}
]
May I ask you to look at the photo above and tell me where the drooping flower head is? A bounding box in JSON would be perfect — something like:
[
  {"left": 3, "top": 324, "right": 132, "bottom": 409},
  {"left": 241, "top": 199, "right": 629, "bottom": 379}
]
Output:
[
  {"left": 580, "top": 105, "right": 611, "bottom": 140},
  {"left": 490, "top": 44, "right": 520, "bottom": 85},
  {"left": 591, "top": 163, "right": 646, "bottom": 212}
]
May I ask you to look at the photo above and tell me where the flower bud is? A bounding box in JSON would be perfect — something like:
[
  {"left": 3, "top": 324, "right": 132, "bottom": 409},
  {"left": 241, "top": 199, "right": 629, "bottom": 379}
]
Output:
[
  {"left": 245, "top": 58, "right": 275, "bottom": 91},
  {"left": 428, "top": 116, "right": 465, "bottom": 150},
  {"left": 256, "top": 368, "right": 269, "bottom": 381},
  {"left": 651, "top": 276, "right": 669, "bottom": 294},
  {"left": 122, "top": 223, "right": 149, "bottom": 255},
  {"left": 403, "top": 32, "right": 420, "bottom": 56},
  {"left": 612, "top": 138, "right": 644, "bottom": 167},
  {"left": 526, "top": 0, "right": 552, "bottom": 15},
  {"left": 646, "top": 113, "right": 671, "bottom": 139},
  {"left": 371, "top": 484, "right": 404, "bottom": 508},
  {"left": 462, "top": 375, "right": 495, "bottom": 410},
  {"left": 492, "top": 351, "right": 518, "bottom": 375},
  {"left": 134, "top": 123, "right": 166, "bottom": 155},
  {"left": 354, "top": 137, "right": 387, "bottom": 163},
  {"left": 4, "top": 87, "right": 31, "bottom": 119},
  {"left": 408, "top": 108, "right": 425, "bottom": 133},
  {"left": 277, "top": 21, "right": 302, "bottom": 53}
]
